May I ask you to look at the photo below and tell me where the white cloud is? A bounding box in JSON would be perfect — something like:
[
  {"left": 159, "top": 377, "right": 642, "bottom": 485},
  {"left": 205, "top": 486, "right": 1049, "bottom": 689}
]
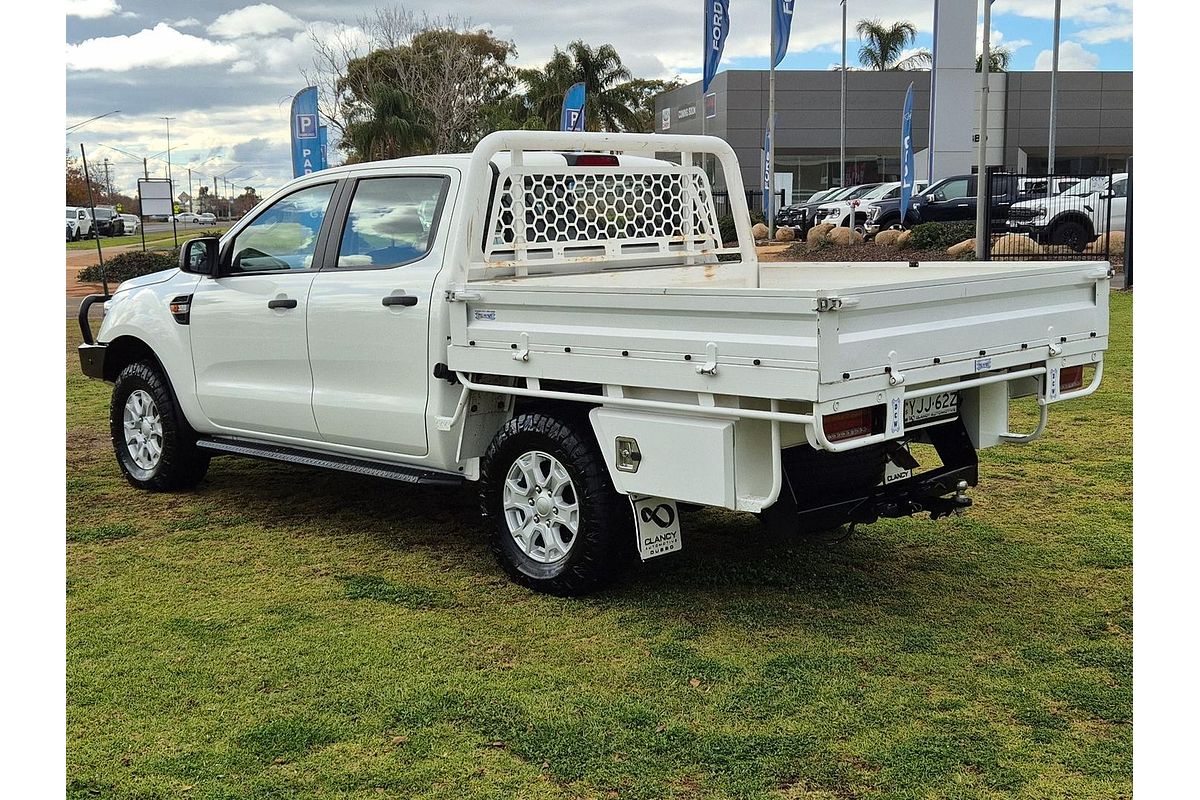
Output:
[
  {"left": 1076, "top": 24, "right": 1132, "bottom": 45},
  {"left": 66, "top": 23, "right": 240, "bottom": 72},
  {"left": 1034, "top": 40, "right": 1101, "bottom": 71},
  {"left": 209, "top": 4, "right": 305, "bottom": 40},
  {"left": 1000, "top": 0, "right": 1131, "bottom": 26},
  {"left": 65, "top": 0, "right": 121, "bottom": 18},
  {"left": 170, "top": 17, "right": 202, "bottom": 29}
]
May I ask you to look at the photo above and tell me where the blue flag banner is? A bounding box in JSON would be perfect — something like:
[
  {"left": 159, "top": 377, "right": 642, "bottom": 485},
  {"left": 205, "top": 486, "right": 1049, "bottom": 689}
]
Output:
[
  {"left": 703, "top": 1, "right": 730, "bottom": 93},
  {"left": 773, "top": 0, "right": 794, "bottom": 68},
  {"left": 290, "top": 86, "right": 322, "bottom": 178},
  {"left": 318, "top": 125, "right": 329, "bottom": 171},
  {"left": 762, "top": 127, "right": 772, "bottom": 221},
  {"left": 899, "top": 82, "right": 915, "bottom": 224},
  {"left": 560, "top": 82, "right": 587, "bottom": 132}
]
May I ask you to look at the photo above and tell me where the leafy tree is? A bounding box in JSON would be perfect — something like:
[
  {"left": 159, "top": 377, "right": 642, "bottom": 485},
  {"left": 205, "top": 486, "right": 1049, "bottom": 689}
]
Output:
[
  {"left": 855, "top": 19, "right": 927, "bottom": 70},
  {"left": 66, "top": 151, "right": 92, "bottom": 206}
]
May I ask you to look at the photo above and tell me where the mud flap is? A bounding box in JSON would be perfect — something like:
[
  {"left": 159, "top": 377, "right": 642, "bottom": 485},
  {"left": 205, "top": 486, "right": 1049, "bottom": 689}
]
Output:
[{"left": 630, "top": 495, "right": 682, "bottom": 560}]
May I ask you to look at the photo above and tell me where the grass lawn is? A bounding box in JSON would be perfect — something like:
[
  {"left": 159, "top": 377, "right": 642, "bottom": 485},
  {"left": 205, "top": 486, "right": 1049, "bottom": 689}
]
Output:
[
  {"left": 67, "top": 227, "right": 229, "bottom": 252},
  {"left": 66, "top": 293, "right": 1132, "bottom": 800}
]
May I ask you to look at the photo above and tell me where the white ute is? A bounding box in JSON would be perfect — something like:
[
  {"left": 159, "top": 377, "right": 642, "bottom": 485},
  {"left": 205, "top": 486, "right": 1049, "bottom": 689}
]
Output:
[{"left": 78, "top": 131, "right": 1110, "bottom": 595}]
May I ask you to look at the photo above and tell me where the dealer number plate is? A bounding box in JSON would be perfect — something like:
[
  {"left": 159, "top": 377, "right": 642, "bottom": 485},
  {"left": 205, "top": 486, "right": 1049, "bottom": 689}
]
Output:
[{"left": 904, "top": 391, "right": 959, "bottom": 425}]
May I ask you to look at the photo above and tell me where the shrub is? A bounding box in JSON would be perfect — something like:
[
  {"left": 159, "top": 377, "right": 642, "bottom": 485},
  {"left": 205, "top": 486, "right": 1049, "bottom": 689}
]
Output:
[
  {"left": 909, "top": 221, "right": 976, "bottom": 250},
  {"left": 77, "top": 249, "right": 177, "bottom": 284}
]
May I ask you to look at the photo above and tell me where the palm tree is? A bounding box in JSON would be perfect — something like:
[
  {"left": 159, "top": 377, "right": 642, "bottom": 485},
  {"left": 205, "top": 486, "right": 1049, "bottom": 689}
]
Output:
[
  {"left": 855, "top": 19, "right": 926, "bottom": 70},
  {"left": 517, "top": 41, "right": 640, "bottom": 132},
  {"left": 344, "top": 85, "right": 432, "bottom": 161},
  {"left": 976, "top": 46, "right": 1012, "bottom": 72}
]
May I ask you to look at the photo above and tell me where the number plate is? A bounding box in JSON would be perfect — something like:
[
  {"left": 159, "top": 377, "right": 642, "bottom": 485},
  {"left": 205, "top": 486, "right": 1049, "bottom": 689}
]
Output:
[{"left": 904, "top": 391, "right": 959, "bottom": 426}]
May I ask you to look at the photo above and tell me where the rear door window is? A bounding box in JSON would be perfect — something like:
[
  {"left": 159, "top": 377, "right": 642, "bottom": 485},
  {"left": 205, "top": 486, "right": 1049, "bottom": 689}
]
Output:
[{"left": 335, "top": 176, "right": 448, "bottom": 268}]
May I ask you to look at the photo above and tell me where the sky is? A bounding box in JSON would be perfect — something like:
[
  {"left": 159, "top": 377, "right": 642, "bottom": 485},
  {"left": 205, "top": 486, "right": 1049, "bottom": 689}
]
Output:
[{"left": 65, "top": 0, "right": 1133, "bottom": 197}]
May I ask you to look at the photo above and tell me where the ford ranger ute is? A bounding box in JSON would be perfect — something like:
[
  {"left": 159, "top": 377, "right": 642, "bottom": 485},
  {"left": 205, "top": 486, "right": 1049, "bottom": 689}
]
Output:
[{"left": 77, "top": 131, "right": 1110, "bottom": 595}]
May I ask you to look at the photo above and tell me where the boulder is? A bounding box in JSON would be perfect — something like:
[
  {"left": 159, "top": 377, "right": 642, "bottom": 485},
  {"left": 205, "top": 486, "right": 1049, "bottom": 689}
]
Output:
[
  {"left": 895, "top": 230, "right": 914, "bottom": 248},
  {"left": 775, "top": 225, "right": 796, "bottom": 242},
  {"left": 1086, "top": 231, "right": 1125, "bottom": 255},
  {"left": 874, "top": 229, "right": 902, "bottom": 247},
  {"left": 752, "top": 222, "right": 769, "bottom": 241},
  {"left": 827, "top": 226, "right": 864, "bottom": 246},
  {"left": 947, "top": 238, "right": 976, "bottom": 257},
  {"left": 806, "top": 222, "right": 835, "bottom": 244},
  {"left": 991, "top": 233, "right": 1039, "bottom": 255}
]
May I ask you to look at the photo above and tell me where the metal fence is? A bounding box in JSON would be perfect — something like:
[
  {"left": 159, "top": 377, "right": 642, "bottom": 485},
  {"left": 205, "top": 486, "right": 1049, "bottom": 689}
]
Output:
[
  {"left": 712, "top": 189, "right": 786, "bottom": 219},
  {"left": 984, "top": 168, "right": 1128, "bottom": 269}
]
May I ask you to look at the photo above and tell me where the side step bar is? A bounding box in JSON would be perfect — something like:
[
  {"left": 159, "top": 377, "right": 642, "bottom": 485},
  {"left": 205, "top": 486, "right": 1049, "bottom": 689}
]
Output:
[{"left": 196, "top": 437, "right": 464, "bottom": 488}]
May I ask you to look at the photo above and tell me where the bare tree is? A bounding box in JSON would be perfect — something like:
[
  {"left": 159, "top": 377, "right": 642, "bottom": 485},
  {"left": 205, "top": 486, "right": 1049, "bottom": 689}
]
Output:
[{"left": 302, "top": 6, "right": 517, "bottom": 156}]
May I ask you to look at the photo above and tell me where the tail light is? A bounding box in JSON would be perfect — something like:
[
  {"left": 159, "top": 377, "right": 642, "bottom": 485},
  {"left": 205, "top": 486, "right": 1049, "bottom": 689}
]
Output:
[
  {"left": 1060, "top": 365, "right": 1085, "bottom": 392},
  {"left": 822, "top": 406, "right": 880, "bottom": 443}
]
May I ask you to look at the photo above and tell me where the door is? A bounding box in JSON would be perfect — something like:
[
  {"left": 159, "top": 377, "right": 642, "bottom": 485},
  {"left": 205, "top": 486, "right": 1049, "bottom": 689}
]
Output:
[
  {"left": 307, "top": 173, "right": 455, "bottom": 456},
  {"left": 1103, "top": 176, "right": 1128, "bottom": 234},
  {"left": 190, "top": 181, "right": 339, "bottom": 439},
  {"left": 921, "top": 177, "right": 973, "bottom": 222}
]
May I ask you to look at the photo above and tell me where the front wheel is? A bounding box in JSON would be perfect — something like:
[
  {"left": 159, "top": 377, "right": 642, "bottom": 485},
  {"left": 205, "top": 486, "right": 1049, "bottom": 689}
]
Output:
[
  {"left": 110, "top": 361, "right": 209, "bottom": 491},
  {"left": 480, "top": 412, "right": 631, "bottom": 595},
  {"left": 1048, "top": 219, "right": 1091, "bottom": 252}
]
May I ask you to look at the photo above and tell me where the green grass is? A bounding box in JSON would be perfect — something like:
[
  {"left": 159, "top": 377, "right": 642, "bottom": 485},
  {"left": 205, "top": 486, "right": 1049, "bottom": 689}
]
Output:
[
  {"left": 66, "top": 293, "right": 1132, "bottom": 799},
  {"left": 67, "top": 227, "right": 229, "bottom": 252}
]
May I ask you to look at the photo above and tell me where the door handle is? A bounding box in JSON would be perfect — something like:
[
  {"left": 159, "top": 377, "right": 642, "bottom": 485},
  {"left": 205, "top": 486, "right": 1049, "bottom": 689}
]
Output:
[
  {"left": 267, "top": 298, "right": 298, "bottom": 310},
  {"left": 382, "top": 293, "right": 419, "bottom": 307}
]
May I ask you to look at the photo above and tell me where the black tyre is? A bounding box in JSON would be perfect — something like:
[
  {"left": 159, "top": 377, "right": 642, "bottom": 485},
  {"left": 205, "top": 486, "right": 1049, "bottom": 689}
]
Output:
[
  {"left": 480, "top": 412, "right": 631, "bottom": 596},
  {"left": 1049, "top": 219, "right": 1091, "bottom": 252},
  {"left": 110, "top": 361, "right": 209, "bottom": 491}
]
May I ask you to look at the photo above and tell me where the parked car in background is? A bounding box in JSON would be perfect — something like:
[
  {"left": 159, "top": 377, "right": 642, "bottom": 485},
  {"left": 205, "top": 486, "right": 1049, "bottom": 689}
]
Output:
[
  {"left": 775, "top": 187, "right": 839, "bottom": 232},
  {"left": 778, "top": 184, "right": 881, "bottom": 238},
  {"left": 814, "top": 181, "right": 930, "bottom": 234},
  {"left": 1006, "top": 173, "right": 1127, "bottom": 251},
  {"left": 172, "top": 212, "right": 200, "bottom": 223},
  {"left": 92, "top": 206, "right": 125, "bottom": 237},
  {"left": 119, "top": 214, "right": 141, "bottom": 235},
  {"left": 195, "top": 212, "right": 216, "bottom": 225},
  {"left": 66, "top": 207, "right": 94, "bottom": 241},
  {"left": 1016, "top": 176, "right": 1080, "bottom": 200},
  {"left": 864, "top": 174, "right": 1022, "bottom": 237}
]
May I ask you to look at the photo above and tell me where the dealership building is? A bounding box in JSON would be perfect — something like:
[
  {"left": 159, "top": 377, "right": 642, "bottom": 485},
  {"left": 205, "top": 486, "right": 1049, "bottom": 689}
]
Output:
[{"left": 653, "top": 68, "right": 1133, "bottom": 206}]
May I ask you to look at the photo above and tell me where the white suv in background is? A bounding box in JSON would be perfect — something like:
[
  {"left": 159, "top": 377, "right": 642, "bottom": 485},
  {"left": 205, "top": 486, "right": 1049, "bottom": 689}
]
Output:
[
  {"left": 66, "top": 207, "right": 94, "bottom": 241},
  {"left": 813, "top": 181, "right": 928, "bottom": 234},
  {"left": 1007, "top": 173, "right": 1128, "bottom": 252}
]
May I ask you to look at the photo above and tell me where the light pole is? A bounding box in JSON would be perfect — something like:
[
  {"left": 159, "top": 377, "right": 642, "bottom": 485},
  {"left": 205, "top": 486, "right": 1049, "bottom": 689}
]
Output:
[
  {"left": 1048, "top": 0, "right": 1062, "bottom": 174},
  {"left": 974, "top": 0, "right": 993, "bottom": 260},
  {"left": 840, "top": 0, "right": 847, "bottom": 190}
]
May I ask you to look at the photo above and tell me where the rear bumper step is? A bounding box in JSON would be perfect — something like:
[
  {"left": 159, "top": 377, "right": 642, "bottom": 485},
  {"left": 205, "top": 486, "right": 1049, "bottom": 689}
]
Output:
[{"left": 196, "top": 437, "right": 464, "bottom": 488}]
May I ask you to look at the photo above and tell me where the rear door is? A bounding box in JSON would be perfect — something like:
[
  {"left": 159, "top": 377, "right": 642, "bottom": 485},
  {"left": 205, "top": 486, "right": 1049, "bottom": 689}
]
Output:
[
  {"left": 306, "top": 170, "right": 456, "bottom": 456},
  {"left": 190, "top": 180, "right": 341, "bottom": 439}
]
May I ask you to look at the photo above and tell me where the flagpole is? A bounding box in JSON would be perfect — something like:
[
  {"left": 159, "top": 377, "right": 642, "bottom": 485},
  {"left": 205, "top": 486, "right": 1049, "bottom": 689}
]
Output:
[
  {"left": 840, "top": 0, "right": 847, "bottom": 190},
  {"left": 975, "top": 0, "right": 992, "bottom": 260},
  {"left": 768, "top": 4, "right": 777, "bottom": 238},
  {"left": 1048, "top": 0, "right": 1062, "bottom": 174}
]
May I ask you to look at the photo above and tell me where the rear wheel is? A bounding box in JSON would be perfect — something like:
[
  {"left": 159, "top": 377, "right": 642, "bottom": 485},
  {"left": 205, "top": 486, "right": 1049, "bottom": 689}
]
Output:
[
  {"left": 110, "top": 361, "right": 209, "bottom": 491},
  {"left": 480, "top": 412, "right": 631, "bottom": 595}
]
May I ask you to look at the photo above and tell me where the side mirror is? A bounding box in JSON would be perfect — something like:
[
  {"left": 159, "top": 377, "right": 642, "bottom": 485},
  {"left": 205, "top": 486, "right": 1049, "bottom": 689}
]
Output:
[{"left": 180, "top": 236, "right": 219, "bottom": 276}]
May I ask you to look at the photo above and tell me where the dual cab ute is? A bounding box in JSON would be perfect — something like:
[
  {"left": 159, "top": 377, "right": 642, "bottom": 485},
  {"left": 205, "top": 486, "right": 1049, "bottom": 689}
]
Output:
[{"left": 78, "top": 131, "right": 1110, "bottom": 595}]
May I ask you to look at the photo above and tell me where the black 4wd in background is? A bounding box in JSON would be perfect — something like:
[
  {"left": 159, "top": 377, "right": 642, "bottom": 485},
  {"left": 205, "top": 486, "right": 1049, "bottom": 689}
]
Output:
[
  {"left": 864, "top": 174, "right": 1022, "bottom": 238},
  {"left": 91, "top": 206, "right": 125, "bottom": 237}
]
